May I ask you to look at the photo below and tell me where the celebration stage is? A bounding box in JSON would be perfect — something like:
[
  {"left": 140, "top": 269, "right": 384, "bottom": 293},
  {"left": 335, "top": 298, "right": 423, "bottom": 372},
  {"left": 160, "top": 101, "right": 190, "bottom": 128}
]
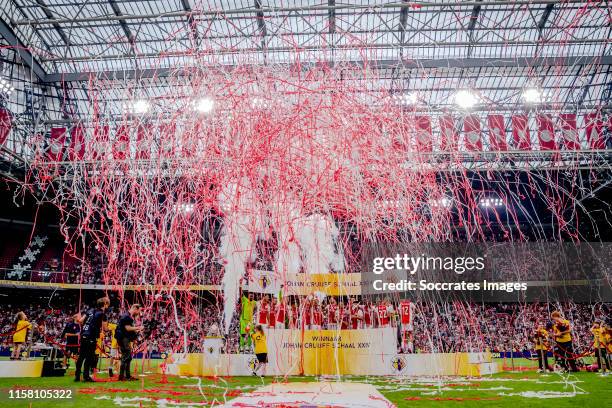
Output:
[
  {"left": 0, "top": 361, "right": 43, "bottom": 378},
  {"left": 166, "top": 328, "right": 499, "bottom": 377}
]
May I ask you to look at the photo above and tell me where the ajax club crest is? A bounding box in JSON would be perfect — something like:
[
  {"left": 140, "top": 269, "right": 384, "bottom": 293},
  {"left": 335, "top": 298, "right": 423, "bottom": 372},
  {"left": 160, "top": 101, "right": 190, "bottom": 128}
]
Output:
[
  {"left": 248, "top": 357, "right": 258, "bottom": 371},
  {"left": 391, "top": 356, "right": 406, "bottom": 372},
  {"left": 258, "top": 275, "right": 270, "bottom": 289}
]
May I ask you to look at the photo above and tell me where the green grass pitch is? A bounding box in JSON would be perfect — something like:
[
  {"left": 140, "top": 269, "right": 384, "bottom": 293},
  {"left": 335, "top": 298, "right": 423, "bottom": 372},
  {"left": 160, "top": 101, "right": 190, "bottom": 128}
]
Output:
[{"left": 0, "top": 358, "right": 609, "bottom": 407}]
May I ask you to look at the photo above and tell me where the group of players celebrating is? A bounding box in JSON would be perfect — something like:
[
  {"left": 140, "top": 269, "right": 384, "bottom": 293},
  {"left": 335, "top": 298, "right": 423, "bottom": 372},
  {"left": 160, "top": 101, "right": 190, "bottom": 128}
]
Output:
[
  {"left": 238, "top": 288, "right": 416, "bottom": 354},
  {"left": 239, "top": 290, "right": 610, "bottom": 375},
  {"left": 531, "top": 311, "right": 610, "bottom": 374}
]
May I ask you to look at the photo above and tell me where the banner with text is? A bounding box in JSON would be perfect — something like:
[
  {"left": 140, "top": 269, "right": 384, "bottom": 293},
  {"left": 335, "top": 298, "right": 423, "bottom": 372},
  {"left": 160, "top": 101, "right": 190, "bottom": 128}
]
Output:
[{"left": 246, "top": 270, "right": 362, "bottom": 296}]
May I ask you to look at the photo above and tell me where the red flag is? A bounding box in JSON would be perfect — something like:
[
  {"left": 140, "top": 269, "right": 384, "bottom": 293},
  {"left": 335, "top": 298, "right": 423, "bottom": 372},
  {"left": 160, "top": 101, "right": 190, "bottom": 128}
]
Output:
[
  {"left": 136, "top": 123, "right": 152, "bottom": 159},
  {"left": 584, "top": 113, "right": 605, "bottom": 149},
  {"left": 414, "top": 115, "right": 432, "bottom": 152},
  {"left": 439, "top": 115, "right": 458, "bottom": 151},
  {"left": 159, "top": 122, "right": 176, "bottom": 158},
  {"left": 92, "top": 124, "right": 109, "bottom": 160},
  {"left": 511, "top": 114, "right": 531, "bottom": 150},
  {"left": 559, "top": 113, "right": 580, "bottom": 150},
  {"left": 113, "top": 124, "right": 130, "bottom": 160},
  {"left": 68, "top": 124, "right": 85, "bottom": 160},
  {"left": 463, "top": 115, "right": 482, "bottom": 151},
  {"left": 0, "top": 108, "right": 12, "bottom": 146},
  {"left": 537, "top": 114, "right": 556, "bottom": 150},
  {"left": 47, "top": 127, "right": 67, "bottom": 161},
  {"left": 487, "top": 114, "right": 507, "bottom": 151}
]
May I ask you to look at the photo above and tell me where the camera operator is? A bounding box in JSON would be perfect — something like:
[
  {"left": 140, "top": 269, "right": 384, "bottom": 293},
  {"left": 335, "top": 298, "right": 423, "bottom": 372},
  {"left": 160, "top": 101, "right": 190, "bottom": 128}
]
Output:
[
  {"left": 75, "top": 297, "right": 110, "bottom": 382},
  {"left": 114, "top": 304, "right": 144, "bottom": 381}
]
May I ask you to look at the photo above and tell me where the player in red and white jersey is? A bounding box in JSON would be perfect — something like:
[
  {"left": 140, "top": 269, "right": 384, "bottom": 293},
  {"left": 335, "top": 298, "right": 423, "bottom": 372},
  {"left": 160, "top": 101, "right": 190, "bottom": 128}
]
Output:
[
  {"left": 275, "top": 297, "right": 286, "bottom": 329},
  {"left": 310, "top": 298, "right": 323, "bottom": 330},
  {"left": 301, "top": 297, "right": 312, "bottom": 329},
  {"left": 339, "top": 301, "right": 350, "bottom": 330},
  {"left": 399, "top": 299, "right": 416, "bottom": 353},
  {"left": 326, "top": 298, "right": 340, "bottom": 329},
  {"left": 349, "top": 298, "right": 364, "bottom": 329},
  {"left": 377, "top": 298, "right": 394, "bottom": 328},
  {"left": 363, "top": 301, "right": 376, "bottom": 328},
  {"left": 268, "top": 297, "right": 278, "bottom": 329},
  {"left": 257, "top": 295, "right": 270, "bottom": 328},
  {"left": 399, "top": 300, "right": 415, "bottom": 329},
  {"left": 289, "top": 302, "right": 298, "bottom": 329}
]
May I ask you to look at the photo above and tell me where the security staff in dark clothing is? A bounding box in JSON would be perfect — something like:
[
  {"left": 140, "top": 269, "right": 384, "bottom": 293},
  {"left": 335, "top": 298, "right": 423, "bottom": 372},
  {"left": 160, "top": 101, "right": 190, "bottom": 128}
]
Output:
[
  {"left": 75, "top": 297, "right": 110, "bottom": 382},
  {"left": 61, "top": 315, "right": 81, "bottom": 368},
  {"left": 114, "top": 304, "right": 143, "bottom": 381}
]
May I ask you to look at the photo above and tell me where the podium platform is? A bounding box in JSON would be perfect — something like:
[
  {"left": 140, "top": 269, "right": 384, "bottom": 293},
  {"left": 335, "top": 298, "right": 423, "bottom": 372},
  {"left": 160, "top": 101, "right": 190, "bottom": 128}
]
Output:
[
  {"left": 0, "top": 360, "right": 43, "bottom": 377},
  {"left": 164, "top": 329, "right": 500, "bottom": 376}
]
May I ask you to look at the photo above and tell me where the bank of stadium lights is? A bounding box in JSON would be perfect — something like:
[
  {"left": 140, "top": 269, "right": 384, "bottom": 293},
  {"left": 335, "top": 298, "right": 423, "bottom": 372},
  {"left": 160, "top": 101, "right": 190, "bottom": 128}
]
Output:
[
  {"left": 391, "top": 92, "right": 418, "bottom": 105},
  {"left": 453, "top": 89, "right": 478, "bottom": 109},
  {"left": 0, "top": 78, "right": 15, "bottom": 96},
  {"left": 479, "top": 197, "right": 504, "bottom": 208},
  {"left": 132, "top": 99, "right": 150, "bottom": 114},
  {"left": 251, "top": 97, "right": 270, "bottom": 109},
  {"left": 123, "top": 99, "right": 150, "bottom": 114},
  {"left": 430, "top": 197, "right": 452, "bottom": 208},
  {"left": 194, "top": 97, "right": 214, "bottom": 113},
  {"left": 174, "top": 203, "right": 195, "bottom": 214},
  {"left": 522, "top": 87, "right": 543, "bottom": 104}
]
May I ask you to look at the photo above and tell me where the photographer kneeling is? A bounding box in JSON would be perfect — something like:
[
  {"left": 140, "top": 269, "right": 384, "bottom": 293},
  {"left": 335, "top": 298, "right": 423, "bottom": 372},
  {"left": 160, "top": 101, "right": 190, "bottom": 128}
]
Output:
[{"left": 114, "top": 304, "right": 144, "bottom": 381}]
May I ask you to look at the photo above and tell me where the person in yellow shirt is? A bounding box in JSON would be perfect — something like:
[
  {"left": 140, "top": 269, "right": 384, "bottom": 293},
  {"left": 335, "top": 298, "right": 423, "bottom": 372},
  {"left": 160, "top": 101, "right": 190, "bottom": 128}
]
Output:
[
  {"left": 591, "top": 321, "right": 610, "bottom": 373},
  {"left": 92, "top": 327, "right": 105, "bottom": 376},
  {"left": 551, "top": 311, "right": 578, "bottom": 372},
  {"left": 532, "top": 325, "right": 551, "bottom": 372},
  {"left": 11, "top": 312, "right": 32, "bottom": 360},
  {"left": 250, "top": 325, "right": 268, "bottom": 376},
  {"left": 107, "top": 322, "right": 119, "bottom": 377},
  {"left": 96, "top": 331, "right": 104, "bottom": 356}
]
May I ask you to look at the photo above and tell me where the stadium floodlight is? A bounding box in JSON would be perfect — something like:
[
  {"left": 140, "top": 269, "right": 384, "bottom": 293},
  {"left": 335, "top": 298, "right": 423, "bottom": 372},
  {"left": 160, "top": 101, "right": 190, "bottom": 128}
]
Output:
[
  {"left": 522, "top": 87, "right": 542, "bottom": 104},
  {"left": 479, "top": 197, "right": 504, "bottom": 208},
  {"left": 251, "top": 97, "right": 270, "bottom": 109},
  {"left": 453, "top": 89, "right": 478, "bottom": 109},
  {"left": 392, "top": 92, "right": 419, "bottom": 105},
  {"left": 430, "top": 197, "right": 452, "bottom": 208},
  {"left": 174, "top": 203, "right": 195, "bottom": 213},
  {"left": 0, "top": 78, "right": 14, "bottom": 95},
  {"left": 195, "top": 97, "right": 214, "bottom": 113},
  {"left": 132, "top": 99, "right": 150, "bottom": 114}
]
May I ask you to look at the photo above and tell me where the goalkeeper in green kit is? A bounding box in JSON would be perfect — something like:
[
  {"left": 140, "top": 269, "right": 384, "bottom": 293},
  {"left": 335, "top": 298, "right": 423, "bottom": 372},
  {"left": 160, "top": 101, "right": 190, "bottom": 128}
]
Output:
[{"left": 240, "top": 288, "right": 257, "bottom": 353}]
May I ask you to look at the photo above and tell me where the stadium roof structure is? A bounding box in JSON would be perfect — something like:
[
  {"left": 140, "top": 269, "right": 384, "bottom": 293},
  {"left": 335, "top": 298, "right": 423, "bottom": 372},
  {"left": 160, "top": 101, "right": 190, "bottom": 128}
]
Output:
[
  {"left": 0, "top": 1, "right": 609, "bottom": 115},
  {"left": 0, "top": 1, "right": 611, "bottom": 178},
  {"left": 0, "top": 2, "right": 611, "bottom": 289}
]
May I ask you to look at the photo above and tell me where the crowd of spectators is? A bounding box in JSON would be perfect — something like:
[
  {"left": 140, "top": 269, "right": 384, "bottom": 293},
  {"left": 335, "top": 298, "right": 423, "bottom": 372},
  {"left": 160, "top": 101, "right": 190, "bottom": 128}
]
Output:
[
  {"left": 0, "top": 298, "right": 235, "bottom": 356},
  {"left": 411, "top": 302, "right": 605, "bottom": 353},
  {"left": 33, "top": 253, "right": 223, "bottom": 286},
  {"left": 2, "top": 229, "right": 609, "bottom": 287}
]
